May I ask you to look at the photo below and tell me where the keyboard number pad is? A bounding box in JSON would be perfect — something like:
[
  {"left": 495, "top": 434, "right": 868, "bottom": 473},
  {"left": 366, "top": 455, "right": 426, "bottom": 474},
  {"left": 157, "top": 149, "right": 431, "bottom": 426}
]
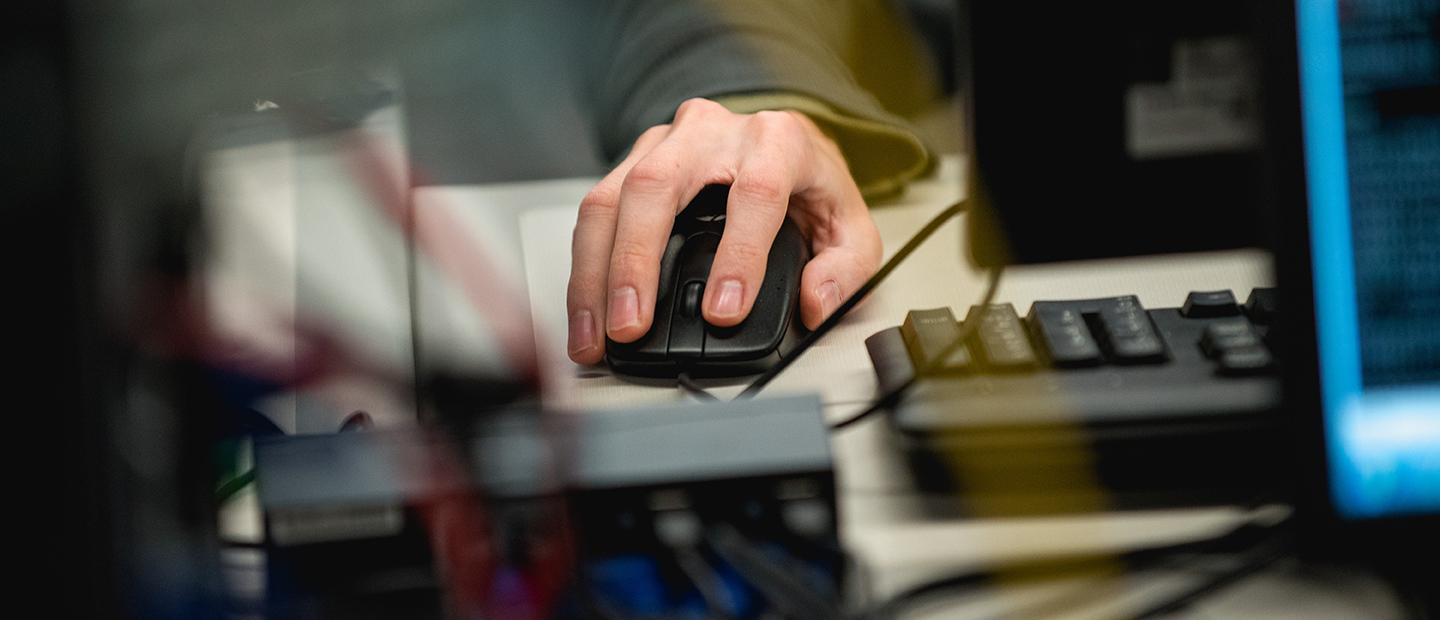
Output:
[
  {"left": 1028, "top": 296, "right": 1167, "bottom": 366},
  {"left": 1200, "top": 320, "right": 1273, "bottom": 375},
  {"left": 1096, "top": 296, "right": 1167, "bottom": 363},
  {"left": 1027, "top": 304, "right": 1104, "bottom": 367}
]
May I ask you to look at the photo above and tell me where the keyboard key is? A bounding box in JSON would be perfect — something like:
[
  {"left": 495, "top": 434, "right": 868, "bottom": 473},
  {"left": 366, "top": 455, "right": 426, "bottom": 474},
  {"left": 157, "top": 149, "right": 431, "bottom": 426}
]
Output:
[
  {"left": 1027, "top": 303, "right": 1103, "bottom": 367},
  {"left": 1243, "top": 288, "right": 1279, "bottom": 325},
  {"left": 901, "top": 308, "right": 973, "bottom": 373},
  {"left": 1199, "top": 320, "right": 1261, "bottom": 358},
  {"left": 1218, "top": 345, "right": 1273, "bottom": 375},
  {"left": 1096, "top": 297, "right": 1166, "bottom": 363},
  {"left": 964, "top": 303, "right": 1038, "bottom": 370},
  {"left": 1182, "top": 290, "right": 1241, "bottom": 318}
]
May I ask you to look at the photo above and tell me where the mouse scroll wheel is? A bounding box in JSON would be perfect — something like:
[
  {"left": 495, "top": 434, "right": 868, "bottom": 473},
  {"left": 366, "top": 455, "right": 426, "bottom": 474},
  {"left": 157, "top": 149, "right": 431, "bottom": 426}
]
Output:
[{"left": 681, "top": 281, "right": 705, "bottom": 318}]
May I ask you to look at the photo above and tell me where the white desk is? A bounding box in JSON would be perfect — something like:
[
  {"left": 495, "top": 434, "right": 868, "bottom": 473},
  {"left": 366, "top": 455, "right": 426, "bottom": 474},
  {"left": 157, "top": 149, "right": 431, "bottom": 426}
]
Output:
[
  {"left": 208, "top": 130, "right": 1401, "bottom": 616},
  {"left": 493, "top": 156, "right": 1399, "bottom": 618}
]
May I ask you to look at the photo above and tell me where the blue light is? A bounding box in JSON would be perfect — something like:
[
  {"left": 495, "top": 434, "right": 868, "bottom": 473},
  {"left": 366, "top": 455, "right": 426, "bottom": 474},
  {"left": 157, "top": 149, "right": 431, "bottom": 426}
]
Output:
[
  {"left": 1296, "top": 0, "right": 1440, "bottom": 519},
  {"left": 1296, "top": 0, "right": 1365, "bottom": 515},
  {"left": 1332, "top": 387, "right": 1440, "bottom": 518}
]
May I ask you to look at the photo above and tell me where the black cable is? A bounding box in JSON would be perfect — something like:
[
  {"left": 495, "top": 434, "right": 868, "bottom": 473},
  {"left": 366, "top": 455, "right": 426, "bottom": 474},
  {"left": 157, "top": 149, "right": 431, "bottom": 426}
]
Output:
[
  {"left": 215, "top": 469, "right": 256, "bottom": 504},
  {"left": 858, "top": 515, "right": 1293, "bottom": 620},
  {"left": 738, "top": 200, "right": 971, "bottom": 400},
  {"left": 828, "top": 265, "right": 1003, "bottom": 431},
  {"left": 677, "top": 372, "right": 720, "bottom": 402},
  {"left": 1122, "top": 531, "right": 1293, "bottom": 620}
]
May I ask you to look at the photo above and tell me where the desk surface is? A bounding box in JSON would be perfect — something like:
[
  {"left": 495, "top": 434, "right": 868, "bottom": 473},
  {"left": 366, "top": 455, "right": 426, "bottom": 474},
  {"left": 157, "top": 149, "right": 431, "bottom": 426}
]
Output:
[
  {"left": 514, "top": 156, "right": 1276, "bottom": 412},
  {"left": 490, "top": 157, "right": 1399, "bottom": 616},
  {"left": 408, "top": 156, "right": 1370, "bottom": 615},
  {"left": 210, "top": 133, "right": 1400, "bottom": 616}
]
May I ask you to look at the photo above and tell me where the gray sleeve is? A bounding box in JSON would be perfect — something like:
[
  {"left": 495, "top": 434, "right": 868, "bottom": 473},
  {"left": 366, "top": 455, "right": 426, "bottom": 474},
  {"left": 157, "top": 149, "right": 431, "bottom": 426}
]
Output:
[{"left": 585, "top": 0, "right": 926, "bottom": 166}]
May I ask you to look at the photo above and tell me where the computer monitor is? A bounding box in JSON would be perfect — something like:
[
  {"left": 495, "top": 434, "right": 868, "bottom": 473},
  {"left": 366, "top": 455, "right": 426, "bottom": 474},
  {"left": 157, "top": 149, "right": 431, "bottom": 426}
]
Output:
[
  {"left": 1284, "top": 0, "right": 1440, "bottom": 553},
  {"left": 958, "top": 0, "right": 1274, "bottom": 266}
]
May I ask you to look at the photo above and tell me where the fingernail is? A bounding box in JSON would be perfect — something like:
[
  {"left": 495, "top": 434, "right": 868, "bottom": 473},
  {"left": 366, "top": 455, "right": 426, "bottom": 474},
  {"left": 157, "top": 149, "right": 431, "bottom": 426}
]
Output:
[
  {"left": 608, "top": 287, "right": 640, "bottom": 332},
  {"left": 817, "top": 280, "right": 842, "bottom": 318},
  {"left": 712, "top": 279, "right": 744, "bottom": 318},
  {"left": 569, "top": 310, "right": 595, "bottom": 354}
]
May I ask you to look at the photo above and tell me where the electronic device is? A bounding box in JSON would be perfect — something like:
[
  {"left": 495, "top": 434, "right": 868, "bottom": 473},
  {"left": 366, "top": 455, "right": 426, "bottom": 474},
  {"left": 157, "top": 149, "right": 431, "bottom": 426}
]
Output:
[
  {"left": 1273, "top": 0, "right": 1440, "bottom": 564},
  {"left": 956, "top": 0, "right": 1275, "bottom": 266},
  {"left": 253, "top": 397, "right": 841, "bottom": 618},
  {"left": 867, "top": 289, "right": 1283, "bottom": 514},
  {"left": 568, "top": 395, "right": 840, "bottom": 618},
  {"left": 605, "top": 185, "right": 809, "bottom": 378}
]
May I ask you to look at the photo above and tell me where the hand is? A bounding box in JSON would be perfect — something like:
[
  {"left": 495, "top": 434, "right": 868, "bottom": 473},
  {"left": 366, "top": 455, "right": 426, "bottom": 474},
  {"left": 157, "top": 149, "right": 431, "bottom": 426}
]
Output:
[{"left": 566, "top": 98, "right": 882, "bottom": 364}]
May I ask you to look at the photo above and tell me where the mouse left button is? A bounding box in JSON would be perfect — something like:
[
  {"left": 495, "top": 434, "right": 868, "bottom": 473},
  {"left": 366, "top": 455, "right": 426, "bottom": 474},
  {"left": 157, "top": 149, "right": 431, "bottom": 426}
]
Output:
[
  {"left": 604, "top": 237, "right": 686, "bottom": 373},
  {"left": 665, "top": 233, "right": 717, "bottom": 361}
]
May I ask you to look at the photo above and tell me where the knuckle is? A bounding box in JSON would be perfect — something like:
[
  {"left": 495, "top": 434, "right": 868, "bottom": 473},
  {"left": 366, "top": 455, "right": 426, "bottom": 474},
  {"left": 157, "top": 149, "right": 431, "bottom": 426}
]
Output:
[
  {"left": 637, "top": 124, "right": 670, "bottom": 146},
  {"left": 577, "top": 188, "right": 620, "bottom": 221},
  {"left": 568, "top": 272, "right": 605, "bottom": 309},
  {"left": 609, "top": 242, "right": 655, "bottom": 277},
  {"left": 675, "top": 97, "right": 723, "bottom": 121},
  {"left": 623, "top": 158, "right": 679, "bottom": 193},
  {"left": 568, "top": 234, "right": 609, "bottom": 280},
  {"left": 732, "top": 172, "right": 789, "bottom": 207},
  {"left": 566, "top": 282, "right": 590, "bottom": 310},
  {"left": 750, "top": 109, "right": 804, "bottom": 136},
  {"left": 720, "top": 238, "right": 769, "bottom": 268},
  {"left": 569, "top": 223, "right": 599, "bottom": 258},
  {"left": 749, "top": 109, "right": 788, "bottom": 124}
]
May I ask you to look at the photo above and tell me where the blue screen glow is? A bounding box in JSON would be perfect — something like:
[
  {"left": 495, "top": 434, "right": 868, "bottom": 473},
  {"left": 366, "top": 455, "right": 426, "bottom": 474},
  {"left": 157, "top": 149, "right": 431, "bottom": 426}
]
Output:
[{"left": 1297, "top": 0, "right": 1440, "bottom": 520}]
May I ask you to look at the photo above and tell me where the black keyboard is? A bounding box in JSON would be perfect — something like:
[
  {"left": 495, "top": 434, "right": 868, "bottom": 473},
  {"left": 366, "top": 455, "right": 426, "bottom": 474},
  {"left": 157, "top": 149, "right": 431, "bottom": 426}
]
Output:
[{"left": 865, "top": 288, "right": 1283, "bottom": 514}]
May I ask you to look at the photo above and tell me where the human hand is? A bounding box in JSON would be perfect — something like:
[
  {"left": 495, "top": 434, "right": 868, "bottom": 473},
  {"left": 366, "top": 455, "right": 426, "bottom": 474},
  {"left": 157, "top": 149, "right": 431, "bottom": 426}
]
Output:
[{"left": 566, "top": 98, "right": 882, "bottom": 364}]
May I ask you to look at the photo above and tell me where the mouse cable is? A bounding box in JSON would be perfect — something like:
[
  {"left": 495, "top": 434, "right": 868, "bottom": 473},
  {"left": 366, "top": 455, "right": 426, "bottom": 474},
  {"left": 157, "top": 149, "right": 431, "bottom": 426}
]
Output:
[
  {"left": 828, "top": 265, "right": 1002, "bottom": 431},
  {"left": 856, "top": 509, "right": 1294, "bottom": 620},
  {"left": 1119, "top": 529, "right": 1294, "bottom": 620},
  {"left": 737, "top": 199, "right": 972, "bottom": 400},
  {"left": 677, "top": 371, "right": 721, "bottom": 402}
]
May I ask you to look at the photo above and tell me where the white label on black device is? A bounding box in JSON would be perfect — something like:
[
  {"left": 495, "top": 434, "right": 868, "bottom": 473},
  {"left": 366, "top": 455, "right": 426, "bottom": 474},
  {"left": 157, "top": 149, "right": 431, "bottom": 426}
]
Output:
[{"left": 1126, "top": 37, "right": 1259, "bottom": 160}]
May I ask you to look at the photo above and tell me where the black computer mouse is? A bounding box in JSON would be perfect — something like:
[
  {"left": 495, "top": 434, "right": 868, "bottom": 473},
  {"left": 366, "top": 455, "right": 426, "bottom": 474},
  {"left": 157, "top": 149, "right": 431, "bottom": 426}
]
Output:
[{"left": 605, "top": 185, "right": 809, "bottom": 378}]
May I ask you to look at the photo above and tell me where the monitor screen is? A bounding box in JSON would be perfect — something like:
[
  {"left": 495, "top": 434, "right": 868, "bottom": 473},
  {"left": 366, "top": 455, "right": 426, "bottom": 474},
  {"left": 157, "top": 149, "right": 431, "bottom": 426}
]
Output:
[{"left": 1296, "top": 0, "right": 1440, "bottom": 520}]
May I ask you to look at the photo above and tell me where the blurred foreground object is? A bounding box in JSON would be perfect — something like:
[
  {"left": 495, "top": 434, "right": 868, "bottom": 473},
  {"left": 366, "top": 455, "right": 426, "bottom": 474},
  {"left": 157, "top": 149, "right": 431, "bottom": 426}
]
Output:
[{"left": 48, "top": 0, "right": 949, "bottom": 617}]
